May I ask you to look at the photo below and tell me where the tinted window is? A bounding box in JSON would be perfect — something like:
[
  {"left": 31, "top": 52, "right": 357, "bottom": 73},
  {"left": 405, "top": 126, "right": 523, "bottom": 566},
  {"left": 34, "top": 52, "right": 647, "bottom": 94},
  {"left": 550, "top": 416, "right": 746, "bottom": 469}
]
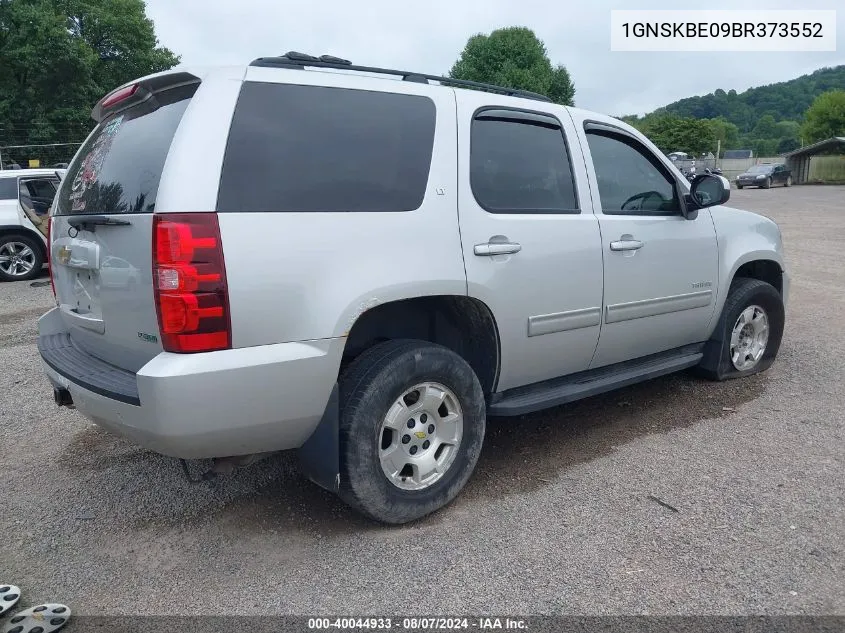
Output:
[
  {"left": 22, "top": 179, "right": 57, "bottom": 200},
  {"left": 0, "top": 178, "right": 17, "bottom": 200},
  {"left": 470, "top": 116, "right": 578, "bottom": 214},
  {"left": 218, "top": 83, "right": 437, "bottom": 213},
  {"left": 586, "top": 132, "right": 679, "bottom": 215},
  {"left": 54, "top": 84, "right": 196, "bottom": 215}
]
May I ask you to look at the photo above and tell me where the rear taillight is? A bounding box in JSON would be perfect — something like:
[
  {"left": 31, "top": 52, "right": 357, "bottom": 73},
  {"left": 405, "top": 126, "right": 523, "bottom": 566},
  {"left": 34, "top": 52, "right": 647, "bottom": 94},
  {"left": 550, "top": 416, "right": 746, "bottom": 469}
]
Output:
[
  {"left": 152, "top": 213, "right": 231, "bottom": 353},
  {"left": 47, "top": 217, "right": 56, "bottom": 301}
]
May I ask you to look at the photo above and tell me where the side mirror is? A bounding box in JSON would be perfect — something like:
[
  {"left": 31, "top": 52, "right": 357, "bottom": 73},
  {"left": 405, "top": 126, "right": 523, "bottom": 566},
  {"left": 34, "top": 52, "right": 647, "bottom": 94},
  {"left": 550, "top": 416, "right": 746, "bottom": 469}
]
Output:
[{"left": 689, "top": 174, "right": 730, "bottom": 210}]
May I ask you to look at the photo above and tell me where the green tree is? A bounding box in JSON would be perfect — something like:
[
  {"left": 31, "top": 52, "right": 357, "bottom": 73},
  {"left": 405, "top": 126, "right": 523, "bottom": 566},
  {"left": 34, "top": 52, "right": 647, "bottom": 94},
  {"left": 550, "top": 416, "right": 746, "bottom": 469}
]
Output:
[
  {"left": 706, "top": 118, "right": 740, "bottom": 152},
  {"left": 751, "top": 114, "right": 778, "bottom": 139},
  {"left": 801, "top": 90, "right": 845, "bottom": 144},
  {"left": 449, "top": 26, "right": 575, "bottom": 105},
  {"left": 639, "top": 114, "right": 717, "bottom": 155},
  {"left": 0, "top": 0, "right": 178, "bottom": 165}
]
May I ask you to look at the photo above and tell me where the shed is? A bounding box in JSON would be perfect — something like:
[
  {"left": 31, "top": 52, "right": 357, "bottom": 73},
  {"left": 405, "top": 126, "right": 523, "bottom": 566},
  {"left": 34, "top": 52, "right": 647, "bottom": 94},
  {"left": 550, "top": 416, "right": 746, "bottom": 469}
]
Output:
[{"left": 785, "top": 137, "right": 845, "bottom": 184}]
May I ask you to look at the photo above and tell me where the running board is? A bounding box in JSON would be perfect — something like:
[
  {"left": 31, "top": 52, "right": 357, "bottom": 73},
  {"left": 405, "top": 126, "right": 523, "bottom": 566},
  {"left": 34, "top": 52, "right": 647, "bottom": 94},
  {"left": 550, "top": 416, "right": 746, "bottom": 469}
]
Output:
[{"left": 488, "top": 344, "right": 704, "bottom": 417}]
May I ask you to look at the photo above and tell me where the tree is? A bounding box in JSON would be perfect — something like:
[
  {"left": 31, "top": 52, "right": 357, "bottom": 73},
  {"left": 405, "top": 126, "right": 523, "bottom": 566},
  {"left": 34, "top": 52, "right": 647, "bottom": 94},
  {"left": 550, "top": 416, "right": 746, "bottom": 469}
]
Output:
[
  {"left": 449, "top": 27, "right": 575, "bottom": 105},
  {"left": 706, "top": 118, "right": 740, "bottom": 152},
  {"left": 801, "top": 90, "right": 845, "bottom": 144},
  {"left": 0, "top": 0, "right": 178, "bottom": 165},
  {"left": 639, "top": 114, "right": 716, "bottom": 155},
  {"left": 751, "top": 114, "right": 778, "bottom": 139}
]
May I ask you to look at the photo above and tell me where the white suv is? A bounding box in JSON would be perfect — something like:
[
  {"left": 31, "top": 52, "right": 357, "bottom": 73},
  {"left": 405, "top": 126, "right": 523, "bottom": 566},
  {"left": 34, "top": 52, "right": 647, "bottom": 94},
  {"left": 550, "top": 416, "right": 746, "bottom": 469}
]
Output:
[
  {"left": 0, "top": 168, "right": 65, "bottom": 281},
  {"left": 38, "top": 53, "right": 788, "bottom": 524}
]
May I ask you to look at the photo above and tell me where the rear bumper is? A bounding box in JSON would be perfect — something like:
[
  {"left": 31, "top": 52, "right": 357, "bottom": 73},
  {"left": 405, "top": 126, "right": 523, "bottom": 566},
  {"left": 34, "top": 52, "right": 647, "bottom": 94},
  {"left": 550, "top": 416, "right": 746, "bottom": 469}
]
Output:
[{"left": 37, "top": 307, "right": 345, "bottom": 459}]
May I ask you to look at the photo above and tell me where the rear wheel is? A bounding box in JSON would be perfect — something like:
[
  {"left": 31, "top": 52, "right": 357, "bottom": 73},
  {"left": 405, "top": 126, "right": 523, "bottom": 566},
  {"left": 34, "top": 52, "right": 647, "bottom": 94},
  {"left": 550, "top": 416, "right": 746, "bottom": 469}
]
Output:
[
  {"left": 785, "top": 175, "right": 793, "bottom": 187},
  {"left": 696, "top": 278, "right": 784, "bottom": 381},
  {"left": 338, "top": 339, "right": 486, "bottom": 524},
  {"left": 736, "top": 183, "right": 743, "bottom": 189},
  {"left": 0, "top": 234, "right": 44, "bottom": 282}
]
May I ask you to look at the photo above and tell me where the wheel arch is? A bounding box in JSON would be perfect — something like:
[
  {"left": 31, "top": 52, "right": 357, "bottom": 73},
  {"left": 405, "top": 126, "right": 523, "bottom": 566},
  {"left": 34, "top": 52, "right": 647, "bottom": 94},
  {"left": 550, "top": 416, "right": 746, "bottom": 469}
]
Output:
[{"left": 340, "top": 294, "right": 501, "bottom": 396}]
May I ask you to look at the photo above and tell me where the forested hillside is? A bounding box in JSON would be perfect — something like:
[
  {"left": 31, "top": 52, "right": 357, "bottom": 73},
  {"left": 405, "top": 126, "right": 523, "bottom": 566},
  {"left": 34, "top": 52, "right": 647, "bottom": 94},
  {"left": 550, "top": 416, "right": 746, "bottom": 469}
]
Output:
[
  {"left": 622, "top": 65, "right": 845, "bottom": 156},
  {"left": 656, "top": 65, "right": 845, "bottom": 133}
]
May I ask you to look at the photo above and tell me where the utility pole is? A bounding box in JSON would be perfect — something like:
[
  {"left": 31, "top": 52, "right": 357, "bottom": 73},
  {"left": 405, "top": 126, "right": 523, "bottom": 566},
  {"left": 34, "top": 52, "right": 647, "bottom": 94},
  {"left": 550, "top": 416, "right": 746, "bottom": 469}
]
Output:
[{"left": 716, "top": 139, "right": 721, "bottom": 169}]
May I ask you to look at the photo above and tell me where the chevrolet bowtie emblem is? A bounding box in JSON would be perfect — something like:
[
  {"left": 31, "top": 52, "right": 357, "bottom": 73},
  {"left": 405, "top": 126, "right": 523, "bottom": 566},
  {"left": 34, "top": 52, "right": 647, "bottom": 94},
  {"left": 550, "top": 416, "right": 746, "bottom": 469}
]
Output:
[{"left": 414, "top": 431, "right": 426, "bottom": 439}]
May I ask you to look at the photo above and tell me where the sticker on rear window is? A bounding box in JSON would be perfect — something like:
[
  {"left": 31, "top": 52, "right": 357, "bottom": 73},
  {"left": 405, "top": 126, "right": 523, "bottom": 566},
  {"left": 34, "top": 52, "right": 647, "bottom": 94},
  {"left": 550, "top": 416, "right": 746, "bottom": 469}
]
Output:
[{"left": 68, "top": 115, "right": 124, "bottom": 211}]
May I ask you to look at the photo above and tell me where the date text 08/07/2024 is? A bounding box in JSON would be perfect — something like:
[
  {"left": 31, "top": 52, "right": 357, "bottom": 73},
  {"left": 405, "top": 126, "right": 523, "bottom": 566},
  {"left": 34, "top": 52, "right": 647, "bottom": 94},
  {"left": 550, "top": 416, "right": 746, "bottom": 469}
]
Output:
[{"left": 306, "top": 617, "right": 528, "bottom": 630}]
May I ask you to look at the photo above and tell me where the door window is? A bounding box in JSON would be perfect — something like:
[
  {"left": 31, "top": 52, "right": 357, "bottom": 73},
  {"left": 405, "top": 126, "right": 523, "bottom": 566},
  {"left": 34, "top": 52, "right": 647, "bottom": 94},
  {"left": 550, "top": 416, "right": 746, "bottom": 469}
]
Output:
[
  {"left": 19, "top": 178, "right": 58, "bottom": 216},
  {"left": 586, "top": 131, "right": 680, "bottom": 215},
  {"left": 470, "top": 111, "right": 578, "bottom": 214}
]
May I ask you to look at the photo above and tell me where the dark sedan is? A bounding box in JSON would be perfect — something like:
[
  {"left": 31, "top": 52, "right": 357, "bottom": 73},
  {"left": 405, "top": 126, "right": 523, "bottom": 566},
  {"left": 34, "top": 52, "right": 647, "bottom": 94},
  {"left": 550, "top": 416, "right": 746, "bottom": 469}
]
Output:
[{"left": 736, "top": 163, "right": 792, "bottom": 189}]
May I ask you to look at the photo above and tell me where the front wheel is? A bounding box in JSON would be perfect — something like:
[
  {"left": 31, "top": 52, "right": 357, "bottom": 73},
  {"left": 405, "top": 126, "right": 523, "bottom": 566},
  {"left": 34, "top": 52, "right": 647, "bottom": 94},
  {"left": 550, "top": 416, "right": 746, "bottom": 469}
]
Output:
[
  {"left": 736, "top": 183, "right": 744, "bottom": 190},
  {"left": 337, "top": 340, "right": 486, "bottom": 524},
  {"left": 696, "top": 278, "right": 785, "bottom": 381},
  {"left": 763, "top": 177, "right": 772, "bottom": 189},
  {"left": 785, "top": 175, "right": 793, "bottom": 187},
  {"left": 0, "top": 234, "right": 44, "bottom": 282}
]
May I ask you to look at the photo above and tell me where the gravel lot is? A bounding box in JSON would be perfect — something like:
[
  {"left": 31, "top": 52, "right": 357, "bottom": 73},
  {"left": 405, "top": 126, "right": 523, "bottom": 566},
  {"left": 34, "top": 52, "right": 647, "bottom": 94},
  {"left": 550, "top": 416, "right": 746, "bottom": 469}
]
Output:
[{"left": 1, "top": 186, "right": 843, "bottom": 618}]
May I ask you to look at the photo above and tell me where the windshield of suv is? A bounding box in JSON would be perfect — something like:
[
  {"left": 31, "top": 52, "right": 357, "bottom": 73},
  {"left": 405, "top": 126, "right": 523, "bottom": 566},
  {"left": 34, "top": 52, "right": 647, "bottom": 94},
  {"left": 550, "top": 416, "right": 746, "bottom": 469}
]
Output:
[{"left": 747, "top": 165, "right": 775, "bottom": 174}]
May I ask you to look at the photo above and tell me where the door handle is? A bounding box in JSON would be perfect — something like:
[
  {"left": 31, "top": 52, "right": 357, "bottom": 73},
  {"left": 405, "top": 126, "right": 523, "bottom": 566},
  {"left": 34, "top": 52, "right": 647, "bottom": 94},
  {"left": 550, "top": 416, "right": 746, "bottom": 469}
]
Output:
[
  {"left": 474, "top": 241, "right": 522, "bottom": 256},
  {"left": 609, "top": 239, "right": 644, "bottom": 252}
]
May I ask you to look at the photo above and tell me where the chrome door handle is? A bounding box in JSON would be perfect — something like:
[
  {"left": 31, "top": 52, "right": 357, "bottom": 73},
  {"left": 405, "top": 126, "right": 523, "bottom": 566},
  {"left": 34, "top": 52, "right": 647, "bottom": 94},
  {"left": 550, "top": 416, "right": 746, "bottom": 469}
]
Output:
[
  {"left": 474, "top": 242, "right": 522, "bottom": 256},
  {"left": 610, "top": 239, "right": 644, "bottom": 252}
]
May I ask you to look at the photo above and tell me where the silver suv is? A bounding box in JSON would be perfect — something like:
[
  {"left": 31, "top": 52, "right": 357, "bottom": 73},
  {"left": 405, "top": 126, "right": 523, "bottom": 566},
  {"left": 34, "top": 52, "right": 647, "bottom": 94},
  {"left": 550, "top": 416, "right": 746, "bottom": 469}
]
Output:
[{"left": 38, "top": 53, "right": 788, "bottom": 524}]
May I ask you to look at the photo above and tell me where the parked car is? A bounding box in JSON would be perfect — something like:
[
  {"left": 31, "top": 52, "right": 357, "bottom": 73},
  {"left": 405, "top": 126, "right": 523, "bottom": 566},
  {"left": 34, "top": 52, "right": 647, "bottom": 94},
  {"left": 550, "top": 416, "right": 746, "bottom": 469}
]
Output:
[
  {"left": 736, "top": 163, "right": 792, "bottom": 189},
  {"left": 38, "top": 53, "right": 788, "bottom": 524},
  {"left": 0, "top": 168, "right": 65, "bottom": 281}
]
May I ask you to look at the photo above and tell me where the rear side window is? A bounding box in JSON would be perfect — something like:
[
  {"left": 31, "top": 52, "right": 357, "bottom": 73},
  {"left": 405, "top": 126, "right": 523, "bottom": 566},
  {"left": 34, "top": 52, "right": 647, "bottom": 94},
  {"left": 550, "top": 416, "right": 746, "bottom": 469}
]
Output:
[
  {"left": 470, "top": 113, "right": 578, "bottom": 214},
  {"left": 54, "top": 84, "right": 197, "bottom": 215},
  {"left": 217, "top": 83, "right": 437, "bottom": 213},
  {"left": 0, "top": 178, "right": 17, "bottom": 200}
]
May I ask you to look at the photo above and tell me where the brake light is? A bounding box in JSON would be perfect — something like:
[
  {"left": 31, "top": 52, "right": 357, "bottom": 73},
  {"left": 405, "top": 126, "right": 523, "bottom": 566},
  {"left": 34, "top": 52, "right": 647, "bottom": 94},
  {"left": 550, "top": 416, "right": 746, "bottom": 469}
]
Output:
[
  {"left": 152, "top": 213, "right": 231, "bottom": 353},
  {"left": 47, "top": 217, "right": 56, "bottom": 301},
  {"left": 101, "top": 84, "right": 138, "bottom": 109}
]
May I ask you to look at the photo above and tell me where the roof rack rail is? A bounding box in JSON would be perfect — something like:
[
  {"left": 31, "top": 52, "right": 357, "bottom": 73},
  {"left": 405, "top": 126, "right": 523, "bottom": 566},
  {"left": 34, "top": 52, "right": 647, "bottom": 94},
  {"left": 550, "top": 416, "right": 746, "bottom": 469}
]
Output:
[{"left": 249, "top": 52, "right": 553, "bottom": 103}]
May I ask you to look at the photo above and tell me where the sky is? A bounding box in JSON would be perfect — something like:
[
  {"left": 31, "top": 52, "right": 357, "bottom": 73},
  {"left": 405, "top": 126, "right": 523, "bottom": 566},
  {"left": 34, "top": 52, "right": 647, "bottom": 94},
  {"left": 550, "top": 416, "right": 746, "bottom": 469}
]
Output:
[{"left": 145, "top": 0, "right": 844, "bottom": 116}]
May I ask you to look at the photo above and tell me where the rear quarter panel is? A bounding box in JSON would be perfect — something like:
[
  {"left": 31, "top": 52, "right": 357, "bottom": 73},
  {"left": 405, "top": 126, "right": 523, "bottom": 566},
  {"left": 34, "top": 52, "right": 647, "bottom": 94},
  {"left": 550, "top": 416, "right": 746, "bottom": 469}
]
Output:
[{"left": 215, "top": 69, "right": 466, "bottom": 348}]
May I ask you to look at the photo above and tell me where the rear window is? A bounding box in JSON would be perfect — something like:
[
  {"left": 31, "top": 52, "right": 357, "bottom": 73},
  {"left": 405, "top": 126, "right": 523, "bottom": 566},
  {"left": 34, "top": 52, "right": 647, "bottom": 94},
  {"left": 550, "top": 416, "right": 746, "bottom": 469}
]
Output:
[
  {"left": 54, "top": 84, "right": 196, "bottom": 215},
  {"left": 0, "top": 178, "right": 17, "bottom": 200},
  {"left": 217, "top": 82, "right": 437, "bottom": 213}
]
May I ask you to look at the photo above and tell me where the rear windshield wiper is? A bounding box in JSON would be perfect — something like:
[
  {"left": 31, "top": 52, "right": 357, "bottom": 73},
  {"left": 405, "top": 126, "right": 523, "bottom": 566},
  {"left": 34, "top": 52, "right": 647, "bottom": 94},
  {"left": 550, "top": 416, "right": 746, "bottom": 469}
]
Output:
[{"left": 67, "top": 215, "right": 132, "bottom": 232}]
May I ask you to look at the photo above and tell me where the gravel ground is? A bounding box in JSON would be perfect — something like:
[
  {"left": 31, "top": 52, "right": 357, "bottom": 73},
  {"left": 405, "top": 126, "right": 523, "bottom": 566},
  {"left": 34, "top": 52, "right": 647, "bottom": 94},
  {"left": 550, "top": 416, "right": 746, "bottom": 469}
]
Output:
[{"left": 1, "top": 186, "right": 843, "bottom": 618}]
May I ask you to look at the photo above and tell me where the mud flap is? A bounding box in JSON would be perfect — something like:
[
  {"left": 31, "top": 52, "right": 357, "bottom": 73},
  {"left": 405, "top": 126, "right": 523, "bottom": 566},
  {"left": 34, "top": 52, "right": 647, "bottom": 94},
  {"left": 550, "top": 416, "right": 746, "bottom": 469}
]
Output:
[{"left": 297, "top": 383, "right": 340, "bottom": 493}]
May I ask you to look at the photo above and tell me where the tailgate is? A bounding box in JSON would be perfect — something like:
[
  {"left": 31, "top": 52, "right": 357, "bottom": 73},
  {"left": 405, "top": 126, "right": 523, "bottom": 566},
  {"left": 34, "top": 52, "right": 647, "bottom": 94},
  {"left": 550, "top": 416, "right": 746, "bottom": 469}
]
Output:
[{"left": 49, "top": 77, "right": 199, "bottom": 373}]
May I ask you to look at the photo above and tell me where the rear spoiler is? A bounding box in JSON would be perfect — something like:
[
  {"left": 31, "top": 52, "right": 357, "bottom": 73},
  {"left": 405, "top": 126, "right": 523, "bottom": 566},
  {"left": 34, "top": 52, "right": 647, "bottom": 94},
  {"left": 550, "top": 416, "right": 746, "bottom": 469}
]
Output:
[{"left": 91, "top": 71, "right": 201, "bottom": 123}]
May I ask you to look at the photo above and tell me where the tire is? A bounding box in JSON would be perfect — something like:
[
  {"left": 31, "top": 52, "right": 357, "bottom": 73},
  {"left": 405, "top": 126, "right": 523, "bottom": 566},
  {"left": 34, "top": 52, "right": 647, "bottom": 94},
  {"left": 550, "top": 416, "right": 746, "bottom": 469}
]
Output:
[
  {"left": 337, "top": 339, "right": 486, "bottom": 524},
  {"left": 785, "top": 176, "right": 792, "bottom": 187},
  {"left": 695, "top": 278, "right": 785, "bottom": 381},
  {"left": 763, "top": 177, "right": 772, "bottom": 189},
  {"left": 736, "top": 184, "right": 743, "bottom": 190},
  {"left": 0, "top": 233, "right": 44, "bottom": 282}
]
